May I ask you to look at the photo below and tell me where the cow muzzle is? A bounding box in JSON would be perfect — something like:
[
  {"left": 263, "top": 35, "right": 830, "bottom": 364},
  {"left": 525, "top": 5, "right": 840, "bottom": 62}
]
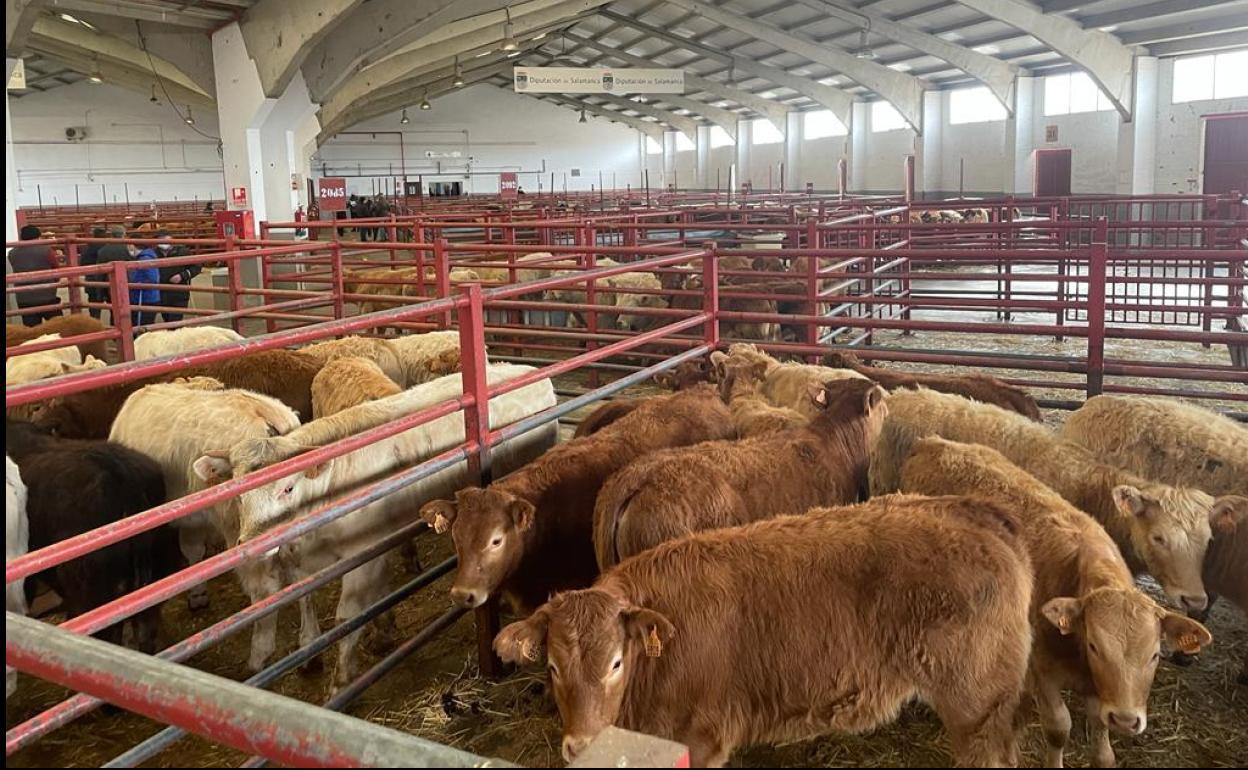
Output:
[
  {"left": 562, "top": 734, "right": 592, "bottom": 763},
  {"left": 450, "top": 585, "right": 487, "bottom": 609}
]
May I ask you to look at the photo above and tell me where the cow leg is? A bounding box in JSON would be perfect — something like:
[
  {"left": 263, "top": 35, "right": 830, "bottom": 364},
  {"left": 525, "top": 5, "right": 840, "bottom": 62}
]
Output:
[
  {"left": 333, "top": 557, "right": 389, "bottom": 686},
  {"left": 932, "top": 690, "right": 1021, "bottom": 768},
  {"left": 129, "top": 603, "right": 162, "bottom": 655},
  {"left": 1031, "top": 674, "right": 1070, "bottom": 768},
  {"left": 235, "top": 559, "right": 284, "bottom": 672},
  {"left": 682, "top": 722, "right": 731, "bottom": 769},
  {"left": 1085, "top": 696, "right": 1116, "bottom": 768},
  {"left": 177, "top": 526, "right": 211, "bottom": 611}
]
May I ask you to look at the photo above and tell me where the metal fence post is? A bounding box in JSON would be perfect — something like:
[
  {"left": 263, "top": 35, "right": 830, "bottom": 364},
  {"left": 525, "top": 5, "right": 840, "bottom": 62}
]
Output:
[
  {"left": 110, "top": 260, "right": 135, "bottom": 361},
  {"left": 225, "top": 236, "right": 244, "bottom": 335},
  {"left": 1086, "top": 218, "right": 1108, "bottom": 398},
  {"left": 701, "top": 241, "right": 719, "bottom": 350},
  {"left": 455, "top": 284, "right": 505, "bottom": 680},
  {"left": 435, "top": 238, "right": 452, "bottom": 329},
  {"left": 65, "top": 238, "right": 83, "bottom": 314},
  {"left": 261, "top": 252, "right": 276, "bottom": 334},
  {"left": 330, "top": 240, "right": 345, "bottom": 321}
]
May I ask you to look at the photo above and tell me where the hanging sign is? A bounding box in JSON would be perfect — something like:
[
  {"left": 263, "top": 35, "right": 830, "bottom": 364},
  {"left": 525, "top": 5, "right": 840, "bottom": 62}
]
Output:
[
  {"left": 317, "top": 177, "right": 348, "bottom": 211},
  {"left": 500, "top": 172, "right": 519, "bottom": 199},
  {"left": 513, "top": 67, "right": 684, "bottom": 94}
]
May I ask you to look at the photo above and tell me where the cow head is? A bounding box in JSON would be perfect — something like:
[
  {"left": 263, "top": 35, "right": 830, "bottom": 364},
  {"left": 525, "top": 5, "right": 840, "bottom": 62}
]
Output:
[
  {"left": 1111, "top": 483, "right": 1235, "bottom": 612},
  {"left": 808, "top": 379, "right": 888, "bottom": 438},
  {"left": 652, "top": 357, "right": 713, "bottom": 391},
  {"left": 614, "top": 291, "right": 669, "bottom": 333},
  {"left": 420, "top": 486, "right": 534, "bottom": 609},
  {"left": 717, "top": 355, "right": 770, "bottom": 402},
  {"left": 1042, "top": 588, "right": 1210, "bottom": 735},
  {"left": 494, "top": 588, "right": 674, "bottom": 763},
  {"left": 192, "top": 436, "right": 331, "bottom": 542}
]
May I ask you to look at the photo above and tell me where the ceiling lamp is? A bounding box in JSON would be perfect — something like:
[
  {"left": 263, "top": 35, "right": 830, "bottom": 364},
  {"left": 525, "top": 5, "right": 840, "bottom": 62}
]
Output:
[
  {"left": 452, "top": 56, "right": 465, "bottom": 88},
  {"left": 88, "top": 70, "right": 103, "bottom": 84},
  {"left": 420, "top": 93, "right": 432, "bottom": 110},
  {"left": 500, "top": 7, "right": 518, "bottom": 51},
  {"left": 400, "top": 107, "right": 410, "bottom": 124},
  {"left": 184, "top": 106, "right": 195, "bottom": 125},
  {"left": 149, "top": 84, "right": 159, "bottom": 103},
  {"left": 855, "top": 28, "right": 876, "bottom": 60},
  {"left": 578, "top": 108, "right": 588, "bottom": 123}
]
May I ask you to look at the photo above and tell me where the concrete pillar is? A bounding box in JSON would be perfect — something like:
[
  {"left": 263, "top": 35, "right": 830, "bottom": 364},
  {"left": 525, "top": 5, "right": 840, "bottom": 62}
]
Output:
[
  {"left": 696, "top": 126, "right": 710, "bottom": 189},
  {"left": 850, "top": 102, "right": 868, "bottom": 193},
  {"left": 920, "top": 91, "right": 942, "bottom": 198},
  {"left": 735, "top": 119, "right": 750, "bottom": 187},
  {"left": 1005, "top": 76, "right": 1036, "bottom": 194},
  {"left": 1117, "top": 56, "right": 1158, "bottom": 195},
  {"left": 663, "top": 132, "right": 677, "bottom": 190},
  {"left": 785, "top": 111, "right": 801, "bottom": 191},
  {"left": 6, "top": 59, "right": 19, "bottom": 247}
]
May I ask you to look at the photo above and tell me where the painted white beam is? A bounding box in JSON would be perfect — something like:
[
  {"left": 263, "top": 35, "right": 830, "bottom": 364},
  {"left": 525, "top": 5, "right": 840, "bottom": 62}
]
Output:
[
  {"left": 7, "top": 0, "right": 45, "bottom": 55},
  {"left": 958, "top": 0, "right": 1136, "bottom": 119},
  {"left": 47, "top": 0, "right": 222, "bottom": 29},
  {"left": 592, "top": 93, "right": 700, "bottom": 139},
  {"left": 664, "top": 0, "right": 924, "bottom": 131},
  {"left": 795, "top": 0, "right": 1017, "bottom": 114},
  {"left": 381, "top": 0, "right": 607, "bottom": 61},
  {"left": 240, "top": 0, "right": 364, "bottom": 97},
  {"left": 318, "top": 0, "right": 605, "bottom": 129},
  {"left": 1148, "top": 29, "right": 1248, "bottom": 56},
  {"left": 598, "top": 10, "right": 856, "bottom": 128},
  {"left": 528, "top": 90, "right": 665, "bottom": 141}
]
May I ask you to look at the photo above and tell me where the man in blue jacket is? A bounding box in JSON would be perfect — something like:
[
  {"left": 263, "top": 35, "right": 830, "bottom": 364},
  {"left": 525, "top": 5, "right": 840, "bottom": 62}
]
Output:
[{"left": 129, "top": 241, "right": 161, "bottom": 330}]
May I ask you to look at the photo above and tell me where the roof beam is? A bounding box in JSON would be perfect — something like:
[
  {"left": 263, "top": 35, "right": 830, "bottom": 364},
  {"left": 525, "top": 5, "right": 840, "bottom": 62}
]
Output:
[
  {"left": 793, "top": 0, "right": 1017, "bottom": 113},
  {"left": 240, "top": 0, "right": 365, "bottom": 97},
  {"left": 598, "top": 9, "right": 855, "bottom": 126},
  {"left": 1077, "top": 0, "right": 1243, "bottom": 29},
  {"left": 318, "top": 0, "right": 606, "bottom": 125},
  {"left": 956, "top": 0, "right": 1136, "bottom": 119},
  {"left": 663, "top": 0, "right": 924, "bottom": 131},
  {"left": 524, "top": 90, "right": 665, "bottom": 140},
  {"left": 1148, "top": 29, "right": 1248, "bottom": 56},
  {"left": 1118, "top": 15, "right": 1248, "bottom": 46},
  {"left": 7, "top": 0, "right": 45, "bottom": 55},
  {"left": 587, "top": 93, "right": 700, "bottom": 138},
  {"left": 46, "top": 0, "right": 223, "bottom": 28}
]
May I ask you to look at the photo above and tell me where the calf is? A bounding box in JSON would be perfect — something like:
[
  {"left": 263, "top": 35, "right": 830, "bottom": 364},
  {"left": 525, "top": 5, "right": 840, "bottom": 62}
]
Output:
[
  {"left": 421, "top": 385, "right": 734, "bottom": 614},
  {"left": 133, "top": 326, "right": 244, "bottom": 360},
  {"left": 722, "top": 343, "right": 866, "bottom": 417},
  {"left": 1202, "top": 495, "right": 1247, "bottom": 683},
  {"left": 497, "top": 495, "right": 1033, "bottom": 767},
  {"left": 6, "top": 456, "right": 28, "bottom": 698},
  {"left": 900, "top": 437, "right": 1212, "bottom": 767},
  {"left": 821, "top": 349, "right": 1042, "bottom": 421},
  {"left": 388, "top": 330, "right": 471, "bottom": 387},
  {"left": 872, "top": 388, "right": 1239, "bottom": 614},
  {"left": 6, "top": 419, "right": 176, "bottom": 655},
  {"left": 300, "top": 336, "right": 404, "bottom": 385},
  {"left": 7, "top": 314, "right": 109, "bottom": 362},
  {"left": 712, "top": 351, "right": 805, "bottom": 436},
  {"left": 311, "top": 356, "right": 400, "bottom": 419},
  {"left": 595, "top": 378, "right": 884, "bottom": 568},
  {"left": 573, "top": 357, "right": 715, "bottom": 439}
]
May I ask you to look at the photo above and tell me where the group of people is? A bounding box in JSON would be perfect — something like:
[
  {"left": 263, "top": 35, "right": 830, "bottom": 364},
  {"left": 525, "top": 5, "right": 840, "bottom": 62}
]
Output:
[
  {"left": 7, "top": 224, "right": 201, "bottom": 329},
  {"left": 341, "top": 194, "right": 393, "bottom": 241}
]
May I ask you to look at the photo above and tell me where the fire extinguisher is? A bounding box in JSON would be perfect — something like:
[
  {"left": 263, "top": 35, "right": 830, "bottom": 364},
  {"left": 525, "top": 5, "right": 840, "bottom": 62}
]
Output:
[{"left": 294, "top": 204, "right": 306, "bottom": 238}]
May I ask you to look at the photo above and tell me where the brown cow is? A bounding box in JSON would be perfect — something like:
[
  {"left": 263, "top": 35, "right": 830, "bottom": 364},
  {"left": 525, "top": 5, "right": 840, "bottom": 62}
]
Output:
[
  {"left": 712, "top": 351, "right": 806, "bottom": 437},
  {"left": 594, "top": 378, "right": 885, "bottom": 569},
  {"left": 572, "top": 357, "right": 715, "bottom": 439},
  {"left": 821, "top": 350, "right": 1042, "bottom": 421},
  {"left": 497, "top": 495, "right": 1033, "bottom": 767},
  {"left": 1202, "top": 495, "right": 1248, "bottom": 683},
  {"left": 900, "top": 437, "right": 1212, "bottom": 767},
  {"left": 420, "top": 385, "right": 734, "bottom": 613},
  {"left": 7, "top": 314, "right": 109, "bottom": 363}
]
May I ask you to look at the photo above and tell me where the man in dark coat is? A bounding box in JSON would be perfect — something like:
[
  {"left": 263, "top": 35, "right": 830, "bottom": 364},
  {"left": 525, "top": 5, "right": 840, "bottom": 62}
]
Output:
[
  {"left": 80, "top": 226, "right": 108, "bottom": 319},
  {"left": 7, "top": 225, "right": 62, "bottom": 326},
  {"left": 153, "top": 230, "right": 200, "bottom": 323}
]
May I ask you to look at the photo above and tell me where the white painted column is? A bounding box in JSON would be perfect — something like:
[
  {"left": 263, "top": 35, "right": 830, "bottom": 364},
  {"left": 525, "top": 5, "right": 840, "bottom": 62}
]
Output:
[
  {"left": 1006, "top": 76, "right": 1036, "bottom": 194},
  {"left": 735, "top": 119, "right": 749, "bottom": 187},
  {"left": 6, "top": 60, "right": 19, "bottom": 247},
  {"left": 1117, "top": 56, "right": 1158, "bottom": 195},
  {"left": 785, "top": 111, "right": 801, "bottom": 191},
  {"left": 696, "top": 126, "right": 710, "bottom": 189},
  {"left": 850, "top": 102, "right": 868, "bottom": 193},
  {"left": 920, "top": 91, "right": 942, "bottom": 197},
  {"left": 663, "top": 131, "right": 677, "bottom": 190}
]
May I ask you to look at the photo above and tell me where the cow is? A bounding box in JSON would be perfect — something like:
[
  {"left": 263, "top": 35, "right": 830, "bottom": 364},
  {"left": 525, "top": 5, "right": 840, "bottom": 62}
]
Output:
[
  {"left": 496, "top": 495, "right": 1033, "bottom": 767},
  {"left": 132, "top": 326, "right": 244, "bottom": 360},
  {"left": 1201, "top": 496, "right": 1248, "bottom": 683},
  {"left": 420, "top": 385, "right": 734, "bottom": 614},
  {"left": 299, "top": 336, "right": 405, "bottom": 386},
  {"left": 720, "top": 343, "right": 866, "bottom": 417},
  {"left": 821, "top": 349, "right": 1042, "bottom": 421},
  {"left": 6, "top": 456, "right": 28, "bottom": 698},
  {"left": 6, "top": 314, "right": 109, "bottom": 362},
  {"left": 899, "top": 437, "right": 1213, "bottom": 767},
  {"left": 594, "top": 378, "right": 885, "bottom": 568},
  {"left": 387, "top": 330, "right": 472, "bottom": 387},
  {"left": 310, "top": 356, "right": 401, "bottom": 419},
  {"left": 6, "top": 419, "right": 177, "bottom": 656},
  {"left": 191, "top": 364, "right": 557, "bottom": 684},
  {"left": 572, "top": 357, "right": 716, "bottom": 439},
  {"left": 1060, "top": 395, "right": 1247, "bottom": 497},
  {"left": 713, "top": 351, "right": 806, "bottom": 436},
  {"left": 871, "top": 387, "right": 1240, "bottom": 614}
]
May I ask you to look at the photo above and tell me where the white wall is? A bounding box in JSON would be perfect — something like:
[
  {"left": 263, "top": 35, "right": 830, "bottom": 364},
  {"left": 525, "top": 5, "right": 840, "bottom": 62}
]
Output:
[
  {"left": 1154, "top": 58, "right": 1248, "bottom": 194},
  {"left": 1033, "top": 107, "right": 1120, "bottom": 193},
  {"left": 314, "top": 85, "right": 643, "bottom": 196},
  {"left": 9, "top": 81, "right": 224, "bottom": 207}
]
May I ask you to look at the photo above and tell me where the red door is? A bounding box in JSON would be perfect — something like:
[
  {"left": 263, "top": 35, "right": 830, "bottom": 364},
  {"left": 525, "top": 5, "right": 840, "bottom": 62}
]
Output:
[
  {"left": 1202, "top": 112, "right": 1248, "bottom": 195},
  {"left": 1032, "top": 148, "right": 1072, "bottom": 196}
]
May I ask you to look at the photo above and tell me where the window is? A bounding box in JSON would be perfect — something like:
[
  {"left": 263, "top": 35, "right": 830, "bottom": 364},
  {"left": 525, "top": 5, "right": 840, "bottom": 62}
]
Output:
[
  {"left": 752, "top": 119, "right": 784, "bottom": 145},
  {"left": 1044, "top": 72, "right": 1113, "bottom": 116},
  {"left": 804, "top": 110, "right": 847, "bottom": 139},
  {"left": 645, "top": 136, "right": 663, "bottom": 155},
  {"left": 949, "top": 86, "right": 1007, "bottom": 124},
  {"left": 709, "top": 125, "right": 734, "bottom": 148},
  {"left": 1173, "top": 50, "right": 1248, "bottom": 103},
  {"left": 674, "top": 131, "right": 695, "bottom": 152},
  {"left": 871, "top": 101, "right": 907, "bottom": 132}
]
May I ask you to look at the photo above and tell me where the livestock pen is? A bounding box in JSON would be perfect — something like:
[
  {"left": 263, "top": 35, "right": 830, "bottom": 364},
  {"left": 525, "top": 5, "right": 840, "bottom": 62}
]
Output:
[{"left": 6, "top": 191, "right": 1247, "bottom": 767}]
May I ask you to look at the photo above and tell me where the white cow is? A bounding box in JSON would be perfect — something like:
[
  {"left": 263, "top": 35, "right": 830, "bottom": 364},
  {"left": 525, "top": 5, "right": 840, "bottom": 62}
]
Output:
[
  {"left": 388, "top": 330, "right": 476, "bottom": 387},
  {"left": 192, "top": 363, "right": 558, "bottom": 683},
  {"left": 6, "top": 334, "right": 105, "bottom": 385},
  {"left": 6, "top": 456, "right": 29, "bottom": 698},
  {"left": 133, "top": 326, "right": 244, "bottom": 360}
]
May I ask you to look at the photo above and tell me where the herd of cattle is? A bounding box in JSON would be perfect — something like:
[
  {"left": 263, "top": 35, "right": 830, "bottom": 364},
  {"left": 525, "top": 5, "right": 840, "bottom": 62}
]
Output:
[{"left": 4, "top": 308, "right": 1246, "bottom": 768}]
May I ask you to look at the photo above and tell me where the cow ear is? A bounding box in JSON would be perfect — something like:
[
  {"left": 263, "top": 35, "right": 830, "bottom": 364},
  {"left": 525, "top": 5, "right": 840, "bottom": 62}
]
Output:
[
  {"left": 1111, "top": 485, "right": 1149, "bottom": 518},
  {"left": 864, "top": 385, "right": 886, "bottom": 414},
  {"left": 709, "top": 351, "right": 729, "bottom": 379},
  {"left": 1209, "top": 495, "right": 1247, "bottom": 534},
  {"left": 509, "top": 498, "right": 536, "bottom": 531},
  {"left": 622, "top": 607, "right": 675, "bottom": 658},
  {"left": 419, "top": 499, "right": 456, "bottom": 534},
  {"left": 1161, "top": 612, "right": 1212, "bottom": 655},
  {"left": 494, "top": 609, "right": 549, "bottom": 665},
  {"left": 192, "top": 451, "right": 233, "bottom": 483},
  {"left": 807, "top": 382, "right": 828, "bottom": 409},
  {"left": 1041, "top": 597, "right": 1083, "bottom": 636}
]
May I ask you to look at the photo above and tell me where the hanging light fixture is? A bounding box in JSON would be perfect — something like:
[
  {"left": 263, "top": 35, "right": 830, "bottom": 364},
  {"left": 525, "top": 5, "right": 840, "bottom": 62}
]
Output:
[
  {"left": 578, "top": 107, "right": 588, "bottom": 123},
  {"left": 855, "top": 27, "right": 876, "bottom": 60},
  {"left": 452, "top": 56, "right": 465, "bottom": 88},
  {"left": 149, "top": 84, "right": 159, "bottom": 103},
  {"left": 184, "top": 106, "right": 195, "bottom": 125},
  {"left": 419, "top": 92, "right": 432, "bottom": 110},
  {"left": 400, "top": 107, "right": 410, "bottom": 124},
  {"left": 500, "top": 6, "right": 518, "bottom": 51}
]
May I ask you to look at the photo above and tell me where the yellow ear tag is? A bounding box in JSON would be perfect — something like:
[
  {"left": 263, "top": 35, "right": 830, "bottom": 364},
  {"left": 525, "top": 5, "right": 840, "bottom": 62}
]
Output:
[
  {"left": 644, "top": 626, "right": 663, "bottom": 658},
  {"left": 1179, "top": 633, "right": 1201, "bottom": 655},
  {"left": 1058, "top": 617, "right": 1071, "bottom": 634},
  {"left": 433, "top": 513, "right": 450, "bottom": 534}
]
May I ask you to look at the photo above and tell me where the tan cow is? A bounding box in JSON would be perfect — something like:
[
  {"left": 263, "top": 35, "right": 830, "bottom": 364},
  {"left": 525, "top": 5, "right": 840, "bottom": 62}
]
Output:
[
  {"left": 900, "top": 437, "right": 1212, "bottom": 767},
  {"left": 871, "top": 388, "right": 1240, "bottom": 614},
  {"left": 310, "top": 356, "right": 400, "bottom": 419},
  {"left": 712, "top": 351, "right": 806, "bottom": 436},
  {"left": 300, "top": 336, "right": 404, "bottom": 385},
  {"left": 497, "top": 495, "right": 1033, "bottom": 767},
  {"left": 720, "top": 343, "right": 867, "bottom": 417}
]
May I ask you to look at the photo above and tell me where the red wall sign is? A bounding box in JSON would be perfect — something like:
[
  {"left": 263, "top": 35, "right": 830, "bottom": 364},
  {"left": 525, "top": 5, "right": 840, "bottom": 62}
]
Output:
[
  {"left": 317, "top": 177, "right": 348, "bottom": 211},
  {"left": 230, "top": 186, "right": 248, "bottom": 207},
  {"left": 500, "top": 172, "right": 519, "bottom": 199}
]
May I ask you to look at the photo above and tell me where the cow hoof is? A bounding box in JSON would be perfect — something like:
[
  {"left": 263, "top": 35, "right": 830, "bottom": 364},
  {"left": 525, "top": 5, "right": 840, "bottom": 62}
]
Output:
[{"left": 1170, "top": 651, "right": 1197, "bottom": 667}]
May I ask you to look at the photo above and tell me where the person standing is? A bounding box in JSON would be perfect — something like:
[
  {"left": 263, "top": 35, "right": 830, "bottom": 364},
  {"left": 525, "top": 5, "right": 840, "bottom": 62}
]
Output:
[
  {"left": 128, "top": 240, "right": 161, "bottom": 330},
  {"left": 153, "top": 230, "right": 199, "bottom": 323},
  {"left": 6, "top": 225, "right": 63, "bottom": 326},
  {"left": 80, "top": 226, "right": 107, "bottom": 319}
]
